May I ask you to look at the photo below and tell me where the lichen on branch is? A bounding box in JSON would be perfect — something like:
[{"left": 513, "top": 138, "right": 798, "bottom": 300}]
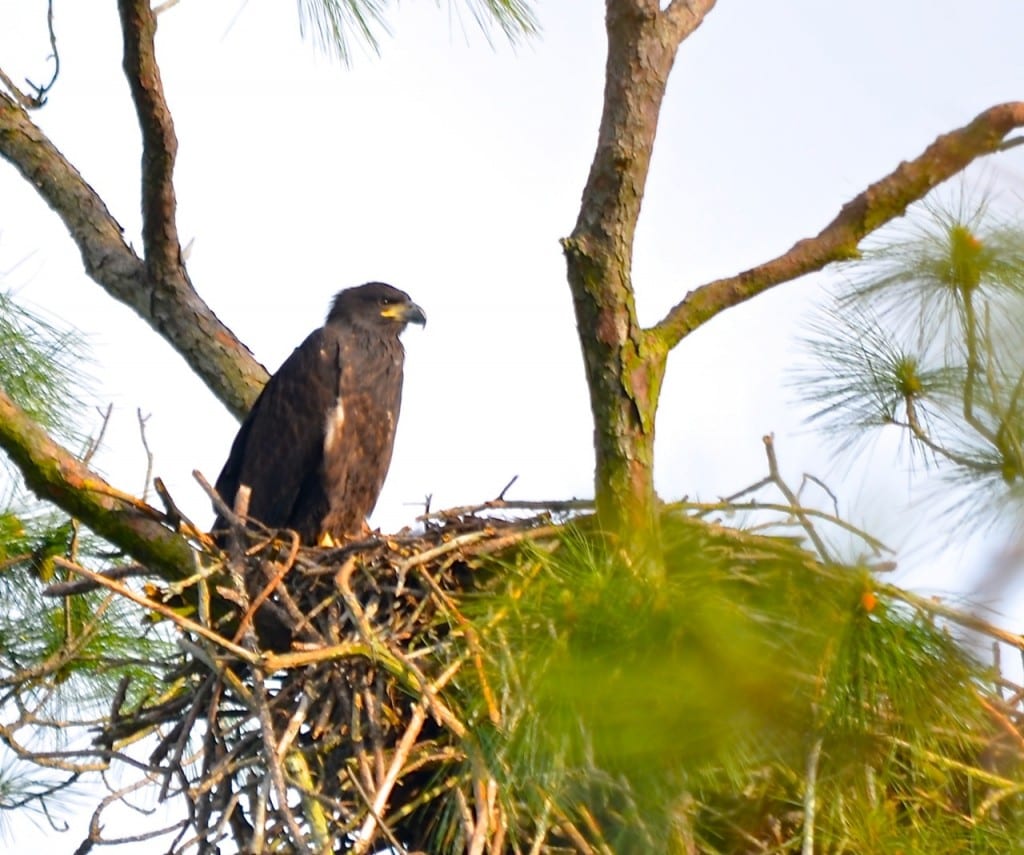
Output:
[{"left": 0, "top": 386, "right": 195, "bottom": 579}]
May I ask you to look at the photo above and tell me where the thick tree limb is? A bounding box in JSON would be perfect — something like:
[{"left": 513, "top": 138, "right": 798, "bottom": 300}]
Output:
[
  {"left": 0, "top": 89, "right": 267, "bottom": 419},
  {"left": 0, "top": 91, "right": 143, "bottom": 292},
  {"left": 0, "top": 387, "right": 195, "bottom": 580},
  {"left": 653, "top": 101, "right": 1024, "bottom": 349}
]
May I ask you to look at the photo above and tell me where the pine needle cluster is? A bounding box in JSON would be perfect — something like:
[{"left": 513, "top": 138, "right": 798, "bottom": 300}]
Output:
[
  {"left": 463, "top": 511, "right": 1023, "bottom": 853},
  {"left": 0, "top": 291, "right": 173, "bottom": 828},
  {"left": 794, "top": 190, "right": 1024, "bottom": 513},
  {"left": 295, "top": 0, "right": 537, "bottom": 63}
]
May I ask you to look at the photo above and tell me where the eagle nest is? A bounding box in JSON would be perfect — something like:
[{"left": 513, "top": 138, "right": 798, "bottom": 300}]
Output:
[
  {"left": 103, "top": 504, "right": 571, "bottom": 854},
  {"left": 81, "top": 501, "right": 1024, "bottom": 855}
]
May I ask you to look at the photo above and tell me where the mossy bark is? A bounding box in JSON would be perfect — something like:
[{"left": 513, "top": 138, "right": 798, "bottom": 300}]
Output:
[
  {"left": 564, "top": 2, "right": 711, "bottom": 564},
  {"left": 0, "top": 389, "right": 195, "bottom": 580}
]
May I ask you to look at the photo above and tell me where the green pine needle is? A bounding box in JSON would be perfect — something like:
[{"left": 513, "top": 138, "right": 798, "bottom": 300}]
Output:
[
  {"left": 794, "top": 189, "right": 1024, "bottom": 512},
  {"left": 453, "top": 513, "right": 1013, "bottom": 851},
  {"left": 295, "top": 0, "right": 537, "bottom": 63},
  {"left": 0, "top": 290, "right": 88, "bottom": 444}
]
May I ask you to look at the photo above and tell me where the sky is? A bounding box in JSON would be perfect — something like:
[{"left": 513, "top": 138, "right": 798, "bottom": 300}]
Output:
[{"left": 2, "top": 0, "right": 1024, "bottom": 847}]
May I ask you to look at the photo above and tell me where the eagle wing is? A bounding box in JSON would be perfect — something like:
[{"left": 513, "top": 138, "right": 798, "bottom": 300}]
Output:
[
  {"left": 213, "top": 328, "right": 341, "bottom": 540},
  {"left": 315, "top": 334, "right": 405, "bottom": 537}
]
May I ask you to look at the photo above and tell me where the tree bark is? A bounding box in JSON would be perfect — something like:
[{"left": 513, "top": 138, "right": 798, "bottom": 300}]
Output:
[
  {"left": 562, "top": 0, "right": 715, "bottom": 556},
  {"left": 0, "top": 6, "right": 268, "bottom": 421},
  {"left": 563, "top": 1, "right": 1024, "bottom": 564}
]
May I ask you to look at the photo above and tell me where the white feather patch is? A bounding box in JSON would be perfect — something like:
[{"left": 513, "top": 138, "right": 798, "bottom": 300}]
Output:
[{"left": 324, "top": 399, "right": 346, "bottom": 455}]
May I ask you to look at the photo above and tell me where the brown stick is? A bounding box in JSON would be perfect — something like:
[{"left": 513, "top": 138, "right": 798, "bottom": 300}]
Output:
[{"left": 54, "top": 557, "right": 258, "bottom": 663}]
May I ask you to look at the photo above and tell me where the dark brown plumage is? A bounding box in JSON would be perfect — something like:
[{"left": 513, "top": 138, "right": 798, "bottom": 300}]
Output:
[{"left": 213, "top": 282, "right": 425, "bottom": 544}]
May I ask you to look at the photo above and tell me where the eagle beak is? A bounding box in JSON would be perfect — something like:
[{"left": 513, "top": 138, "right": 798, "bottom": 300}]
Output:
[{"left": 385, "top": 301, "right": 427, "bottom": 327}]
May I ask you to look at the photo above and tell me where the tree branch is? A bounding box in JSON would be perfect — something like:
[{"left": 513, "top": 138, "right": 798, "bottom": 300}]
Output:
[
  {"left": 0, "top": 91, "right": 142, "bottom": 288},
  {"left": 664, "top": 0, "right": 718, "bottom": 33},
  {"left": 118, "top": 0, "right": 181, "bottom": 281},
  {"left": 0, "top": 91, "right": 268, "bottom": 419},
  {"left": 0, "top": 386, "right": 195, "bottom": 580},
  {"left": 652, "top": 101, "right": 1024, "bottom": 349}
]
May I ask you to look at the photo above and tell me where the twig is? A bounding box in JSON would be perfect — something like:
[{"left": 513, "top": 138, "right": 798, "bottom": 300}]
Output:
[
  {"left": 496, "top": 474, "right": 519, "bottom": 500},
  {"left": 154, "top": 477, "right": 213, "bottom": 548},
  {"left": 43, "top": 563, "right": 150, "bottom": 596},
  {"left": 233, "top": 530, "right": 304, "bottom": 644},
  {"left": 24, "top": 0, "right": 61, "bottom": 105},
  {"left": 352, "top": 703, "right": 428, "bottom": 854},
  {"left": 344, "top": 768, "right": 410, "bottom": 855},
  {"left": 81, "top": 403, "right": 114, "bottom": 466},
  {"left": 1, "top": 1, "right": 61, "bottom": 108},
  {"left": 678, "top": 499, "right": 891, "bottom": 556},
  {"left": 53, "top": 557, "right": 259, "bottom": 663},
  {"left": 414, "top": 562, "right": 501, "bottom": 725},
  {"left": 336, "top": 558, "right": 467, "bottom": 738},
  {"left": 881, "top": 583, "right": 1024, "bottom": 650},
  {"left": 136, "top": 408, "right": 154, "bottom": 501},
  {"left": 418, "top": 497, "right": 593, "bottom": 521},
  {"left": 251, "top": 662, "right": 312, "bottom": 854},
  {"left": 802, "top": 736, "right": 823, "bottom": 855},
  {"left": 720, "top": 435, "right": 837, "bottom": 560},
  {"left": 799, "top": 473, "right": 840, "bottom": 517}
]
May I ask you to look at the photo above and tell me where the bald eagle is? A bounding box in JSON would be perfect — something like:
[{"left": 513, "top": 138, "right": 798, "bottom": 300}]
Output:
[{"left": 213, "top": 283, "right": 426, "bottom": 545}]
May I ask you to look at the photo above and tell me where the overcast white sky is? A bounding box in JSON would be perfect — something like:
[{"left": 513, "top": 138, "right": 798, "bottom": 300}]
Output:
[{"left": 2, "top": 0, "right": 1024, "bottom": 847}]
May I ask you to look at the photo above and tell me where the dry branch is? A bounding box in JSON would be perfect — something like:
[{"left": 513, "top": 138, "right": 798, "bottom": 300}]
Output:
[{"left": 59, "top": 509, "right": 566, "bottom": 853}]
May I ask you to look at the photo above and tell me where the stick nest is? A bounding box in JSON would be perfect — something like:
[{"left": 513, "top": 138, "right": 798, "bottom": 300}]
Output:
[
  {"left": 106, "top": 508, "right": 564, "bottom": 854},
  {"left": 83, "top": 499, "right": 1024, "bottom": 855}
]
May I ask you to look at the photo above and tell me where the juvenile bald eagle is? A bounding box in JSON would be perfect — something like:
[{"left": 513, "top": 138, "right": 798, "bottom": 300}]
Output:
[{"left": 213, "top": 283, "right": 425, "bottom": 545}]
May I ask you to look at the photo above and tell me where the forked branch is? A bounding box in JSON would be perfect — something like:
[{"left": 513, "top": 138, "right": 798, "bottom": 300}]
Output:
[{"left": 0, "top": 15, "right": 268, "bottom": 419}]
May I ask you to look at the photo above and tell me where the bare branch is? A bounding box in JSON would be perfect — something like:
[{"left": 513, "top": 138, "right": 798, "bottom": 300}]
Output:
[
  {"left": 653, "top": 102, "right": 1024, "bottom": 350},
  {"left": 54, "top": 557, "right": 258, "bottom": 662},
  {"left": 0, "top": 1, "right": 60, "bottom": 108},
  {"left": 24, "top": 0, "right": 61, "bottom": 106}
]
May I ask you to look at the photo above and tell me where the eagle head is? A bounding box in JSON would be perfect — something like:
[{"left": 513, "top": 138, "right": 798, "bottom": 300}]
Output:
[{"left": 327, "top": 282, "right": 427, "bottom": 331}]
